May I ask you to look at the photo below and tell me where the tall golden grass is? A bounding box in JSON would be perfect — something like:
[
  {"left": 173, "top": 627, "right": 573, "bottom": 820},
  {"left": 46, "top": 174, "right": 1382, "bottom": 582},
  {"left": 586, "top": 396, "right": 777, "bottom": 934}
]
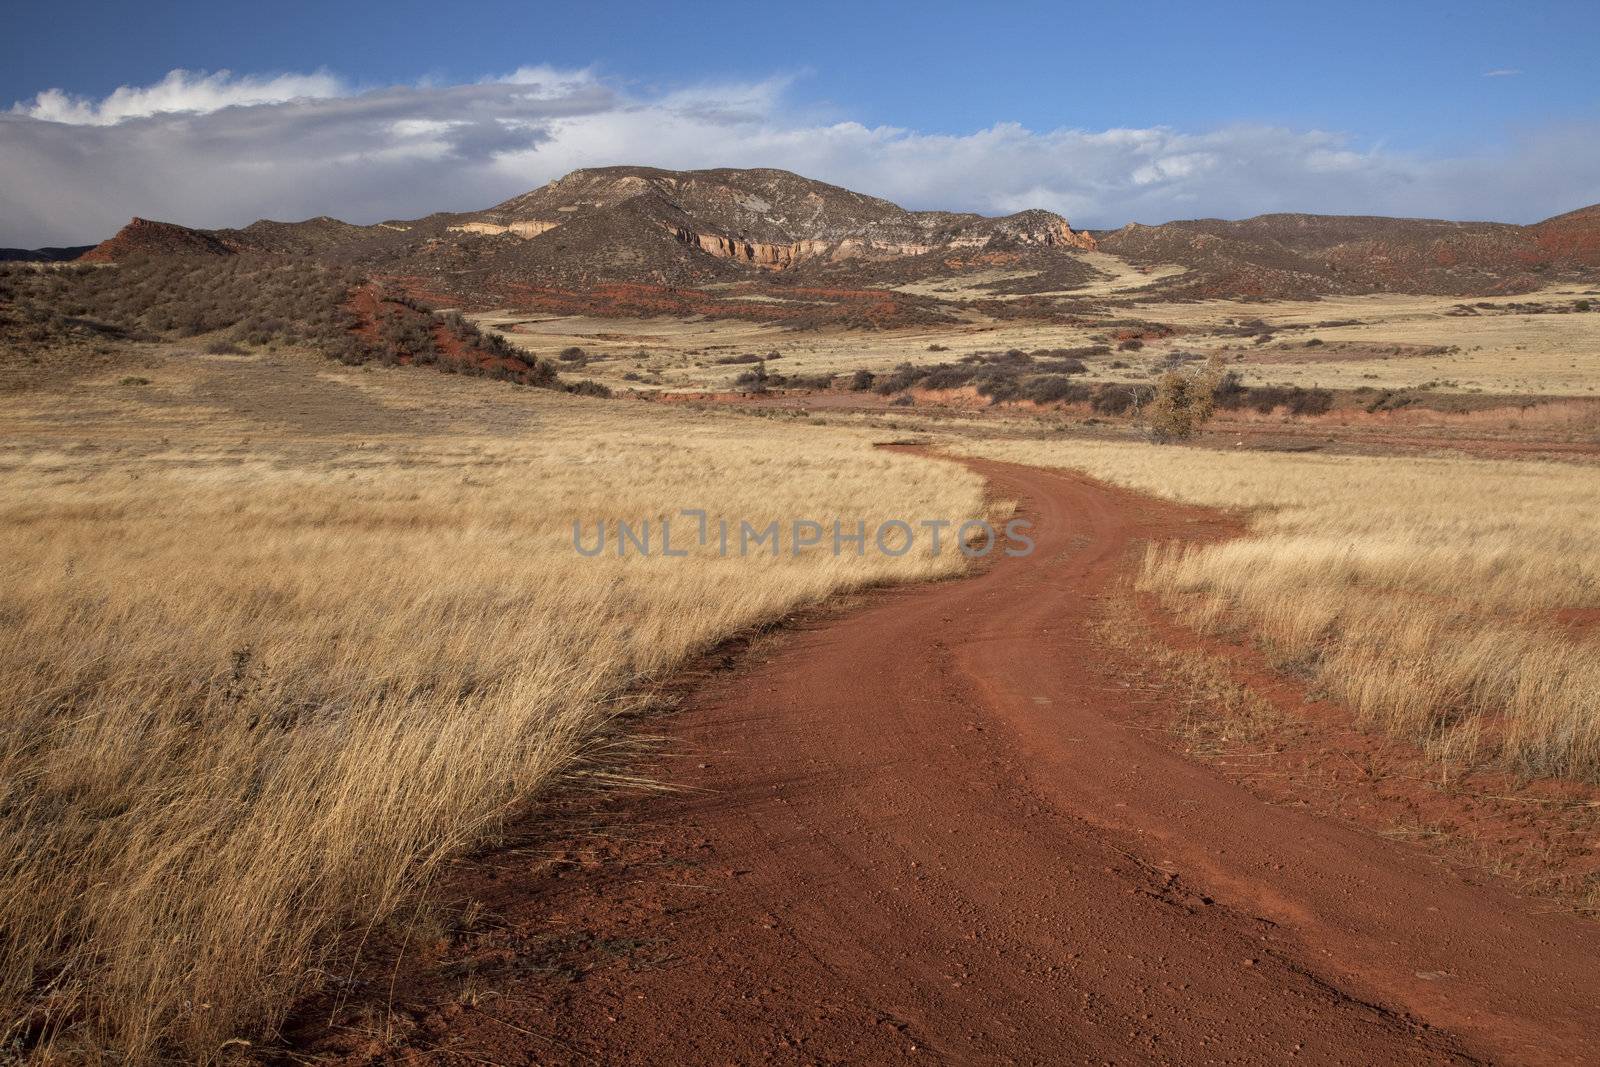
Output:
[
  {"left": 947, "top": 436, "right": 1600, "bottom": 780},
  {"left": 0, "top": 380, "right": 981, "bottom": 1061}
]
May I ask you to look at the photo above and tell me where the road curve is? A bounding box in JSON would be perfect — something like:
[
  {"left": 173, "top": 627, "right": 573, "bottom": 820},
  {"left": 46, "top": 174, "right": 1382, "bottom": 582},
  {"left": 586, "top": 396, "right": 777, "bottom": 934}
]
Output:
[{"left": 352, "top": 456, "right": 1600, "bottom": 1065}]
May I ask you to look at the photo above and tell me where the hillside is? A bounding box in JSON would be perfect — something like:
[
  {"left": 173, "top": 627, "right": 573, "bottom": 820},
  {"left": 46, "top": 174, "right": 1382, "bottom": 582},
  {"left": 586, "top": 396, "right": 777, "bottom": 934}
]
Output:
[
  {"left": 1532, "top": 203, "right": 1600, "bottom": 267},
  {"left": 1096, "top": 209, "right": 1597, "bottom": 298},
  {"left": 77, "top": 167, "right": 1100, "bottom": 308},
  {"left": 83, "top": 167, "right": 1096, "bottom": 272},
  {"left": 72, "top": 168, "right": 1600, "bottom": 309},
  {"left": 456, "top": 166, "right": 1097, "bottom": 269}
]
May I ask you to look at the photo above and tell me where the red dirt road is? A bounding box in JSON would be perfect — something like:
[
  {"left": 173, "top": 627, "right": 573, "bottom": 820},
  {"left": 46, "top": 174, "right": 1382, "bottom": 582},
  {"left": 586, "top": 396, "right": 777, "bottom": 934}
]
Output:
[{"left": 315, "top": 458, "right": 1600, "bottom": 1065}]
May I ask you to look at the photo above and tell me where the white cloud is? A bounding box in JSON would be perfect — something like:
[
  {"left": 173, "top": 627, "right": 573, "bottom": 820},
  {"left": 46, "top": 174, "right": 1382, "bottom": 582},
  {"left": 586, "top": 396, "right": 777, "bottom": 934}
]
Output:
[
  {"left": 2, "top": 67, "right": 1596, "bottom": 248},
  {"left": 12, "top": 69, "right": 347, "bottom": 125},
  {"left": 1483, "top": 69, "right": 1523, "bottom": 77}
]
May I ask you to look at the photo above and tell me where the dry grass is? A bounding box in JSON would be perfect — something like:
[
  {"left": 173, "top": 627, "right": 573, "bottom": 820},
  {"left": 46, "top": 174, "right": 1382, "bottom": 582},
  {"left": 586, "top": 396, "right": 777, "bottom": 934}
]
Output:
[
  {"left": 474, "top": 275, "right": 1599, "bottom": 399},
  {"left": 0, "top": 350, "right": 982, "bottom": 1061},
  {"left": 946, "top": 435, "right": 1600, "bottom": 780},
  {"left": 1097, "top": 597, "right": 1293, "bottom": 757},
  {"left": 1130, "top": 284, "right": 1600, "bottom": 396}
]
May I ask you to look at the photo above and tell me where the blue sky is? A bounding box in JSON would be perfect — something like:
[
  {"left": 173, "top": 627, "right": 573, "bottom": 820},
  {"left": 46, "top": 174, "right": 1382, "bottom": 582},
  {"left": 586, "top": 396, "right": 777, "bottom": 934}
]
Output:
[{"left": 2, "top": 1, "right": 1597, "bottom": 245}]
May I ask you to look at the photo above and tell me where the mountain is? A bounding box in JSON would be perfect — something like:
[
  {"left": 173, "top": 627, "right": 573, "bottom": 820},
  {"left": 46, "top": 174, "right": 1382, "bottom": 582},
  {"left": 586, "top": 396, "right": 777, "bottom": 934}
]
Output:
[
  {"left": 453, "top": 166, "right": 1096, "bottom": 270},
  {"left": 78, "top": 167, "right": 1097, "bottom": 297},
  {"left": 1531, "top": 204, "right": 1600, "bottom": 268},
  {"left": 80, "top": 218, "right": 237, "bottom": 262},
  {"left": 0, "top": 245, "right": 95, "bottom": 263},
  {"left": 74, "top": 168, "right": 1600, "bottom": 310},
  {"left": 1096, "top": 209, "right": 1598, "bottom": 298}
]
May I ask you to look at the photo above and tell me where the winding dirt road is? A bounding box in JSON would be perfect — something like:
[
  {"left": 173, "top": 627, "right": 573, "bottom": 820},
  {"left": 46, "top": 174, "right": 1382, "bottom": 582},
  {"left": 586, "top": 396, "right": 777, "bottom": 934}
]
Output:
[{"left": 324, "top": 457, "right": 1600, "bottom": 1065}]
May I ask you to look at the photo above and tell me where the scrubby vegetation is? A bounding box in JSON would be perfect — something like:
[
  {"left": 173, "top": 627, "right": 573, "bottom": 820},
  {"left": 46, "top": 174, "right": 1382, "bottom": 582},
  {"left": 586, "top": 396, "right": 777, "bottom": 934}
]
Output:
[
  {"left": 857, "top": 347, "right": 1100, "bottom": 403},
  {"left": 1145, "top": 355, "right": 1224, "bottom": 442},
  {"left": 1, "top": 257, "right": 353, "bottom": 347},
  {"left": 1211, "top": 372, "right": 1335, "bottom": 416},
  {"left": 0, "top": 258, "right": 564, "bottom": 391}
]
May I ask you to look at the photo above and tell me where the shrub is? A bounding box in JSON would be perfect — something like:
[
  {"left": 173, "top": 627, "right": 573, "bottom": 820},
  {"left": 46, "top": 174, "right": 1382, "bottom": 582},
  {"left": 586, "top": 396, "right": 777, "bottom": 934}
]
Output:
[
  {"left": 1036, "top": 357, "right": 1088, "bottom": 375},
  {"left": 1021, "top": 375, "right": 1090, "bottom": 405},
  {"left": 558, "top": 346, "right": 586, "bottom": 361},
  {"left": 566, "top": 379, "right": 612, "bottom": 398},
  {"left": 848, "top": 369, "right": 875, "bottom": 391},
  {"left": 977, "top": 376, "right": 1022, "bottom": 403},
  {"left": 1032, "top": 345, "right": 1110, "bottom": 359},
  {"left": 1363, "top": 388, "right": 1420, "bottom": 413},
  {"left": 518, "top": 359, "right": 560, "bottom": 388},
  {"left": 1293, "top": 388, "right": 1335, "bottom": 416},
  {"left": 873, "top": 365, "right": 926, "bottom": 396},
  {"left": 1091, "top": 382, "right": 1155, "bottom": 416},
  {"left": 734, "top": 359, "right": 771, "bottom": 392},
  {"left": 1240, "top": 385, "right": 1334, "bottom": 416},
  {"left": 1145, "top": 354, "right": 1226, "bottom": 442},
  {"left": 1212, "top": 370, "right": 1248, "bottom": 409},
  {"left": 919, "top": 364, "right": 976, "bottom": 390},
  {"left": 1117, "top": 338, "right": 1144, "bottom": 351}
]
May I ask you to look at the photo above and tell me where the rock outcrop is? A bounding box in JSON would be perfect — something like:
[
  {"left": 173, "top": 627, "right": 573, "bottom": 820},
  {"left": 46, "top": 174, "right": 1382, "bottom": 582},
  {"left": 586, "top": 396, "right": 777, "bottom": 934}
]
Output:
[
  {"left": 80, "top": 218, "right": 237, "bottom": 262},
  {"left": 456, "top": 166, "right": 1097, "bottom": 273},
  {"left": 448, "top": 220, "right": 561, "bottom": 238}
]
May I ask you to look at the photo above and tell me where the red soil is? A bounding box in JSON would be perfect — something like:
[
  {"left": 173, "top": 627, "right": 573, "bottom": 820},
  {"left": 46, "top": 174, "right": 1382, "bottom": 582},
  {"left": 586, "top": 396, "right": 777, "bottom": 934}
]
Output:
[
  {"left": 344, "top": 285, "right": 541, "bottom": 377},
  {"left": 78, "top": 217, "right": 237, "bottom": 262},
  {"left": 287, "top": 457, "right": 1600, "bottom": 1065},
  {"left": 1126, "top": 590, "right": 1600, "bottom": 909}
]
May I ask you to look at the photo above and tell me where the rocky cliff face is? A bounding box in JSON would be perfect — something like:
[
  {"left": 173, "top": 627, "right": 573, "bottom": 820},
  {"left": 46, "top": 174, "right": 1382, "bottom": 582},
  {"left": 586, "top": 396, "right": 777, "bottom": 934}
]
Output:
[
  {"left": 451, "top": 166, "right": 1096, "bottom": 272},
  {"left": 447, "top": 220, "right": 561, "bottom": 238}
]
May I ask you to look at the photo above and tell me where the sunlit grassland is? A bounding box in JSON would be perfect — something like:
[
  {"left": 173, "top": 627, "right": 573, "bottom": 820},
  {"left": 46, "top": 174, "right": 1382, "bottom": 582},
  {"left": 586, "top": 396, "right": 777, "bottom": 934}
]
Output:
[
  {"left": 947, "top": 436, "right": 1600, "bottom": 780},
  {"left": 0, "top": 358, "right": 982, "bottom": 1061}
]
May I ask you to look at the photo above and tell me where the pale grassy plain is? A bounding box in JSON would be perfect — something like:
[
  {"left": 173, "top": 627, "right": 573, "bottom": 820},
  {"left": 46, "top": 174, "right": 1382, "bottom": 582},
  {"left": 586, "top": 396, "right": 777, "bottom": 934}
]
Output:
[
  {"left": 1140, "top": 285, "right": 1600, "bottom": 396},
  {"left": 474, "top": 263, "right": 1599, "bottom": 398},
  {"left": 0, "top": 349, "right": 983, "bottom": 1061},
  {"left": 947, "top": 436, "right": 1600, "bottom": 780}
]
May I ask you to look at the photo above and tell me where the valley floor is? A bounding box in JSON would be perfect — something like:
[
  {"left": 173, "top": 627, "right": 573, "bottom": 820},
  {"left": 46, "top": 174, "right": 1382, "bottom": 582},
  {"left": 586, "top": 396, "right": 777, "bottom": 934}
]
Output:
[
  {"left": 473, "top": 278, "right": 1600, "bottom": 398},
  {"left": 287, "top": 456, "right": 1600, "bottom": 1065},
  {"left": 4, "top": 336, "right": 1597, "bottom": 1063}
]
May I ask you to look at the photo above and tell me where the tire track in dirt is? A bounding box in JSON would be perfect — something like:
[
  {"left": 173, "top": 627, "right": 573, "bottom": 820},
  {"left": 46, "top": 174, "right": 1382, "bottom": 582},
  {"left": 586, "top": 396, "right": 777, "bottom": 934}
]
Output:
[{"left": 301, "top": 455, "right": 1600, "bottom": 1065}]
